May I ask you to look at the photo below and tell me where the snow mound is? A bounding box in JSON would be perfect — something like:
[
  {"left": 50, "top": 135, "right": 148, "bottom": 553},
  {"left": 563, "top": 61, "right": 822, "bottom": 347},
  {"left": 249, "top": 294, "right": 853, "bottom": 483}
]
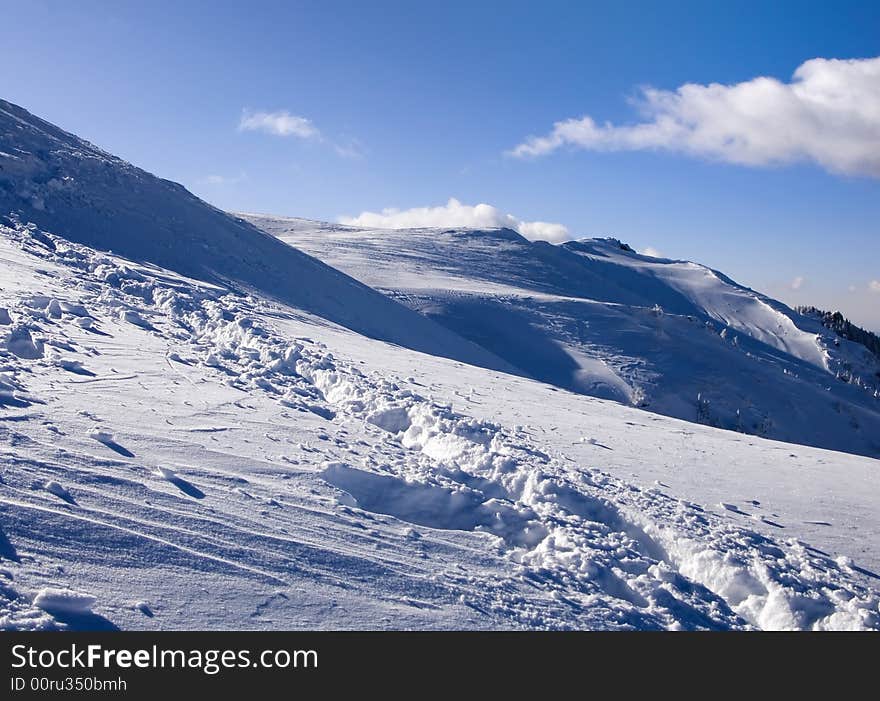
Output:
[
  {"left": 120, "top": 308, "right": 150, "bottom": 328},
  {"left": 43, "top": 481, "right": 71, "bottom": 501},
  {"left": 87, "top": 428, "right": 115, "bottom": 444},
  {"left": 156, "top": 466, "right": 177, "bottom": 480},
  {"left": 3, "top": 325, "right": 43, "bottom": 359},
  {"left": 33, "top": 588, "right": 96, "bottom": 615}
]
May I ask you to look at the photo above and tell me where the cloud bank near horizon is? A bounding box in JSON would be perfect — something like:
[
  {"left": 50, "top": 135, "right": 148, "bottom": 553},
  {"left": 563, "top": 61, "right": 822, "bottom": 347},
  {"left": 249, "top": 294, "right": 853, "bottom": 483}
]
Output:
[
  {"left": 338, "top": 198, "right": 571, "bottom": 242},
  {"left": 510, "top": 56, "right": 880, "bottom": 177}
]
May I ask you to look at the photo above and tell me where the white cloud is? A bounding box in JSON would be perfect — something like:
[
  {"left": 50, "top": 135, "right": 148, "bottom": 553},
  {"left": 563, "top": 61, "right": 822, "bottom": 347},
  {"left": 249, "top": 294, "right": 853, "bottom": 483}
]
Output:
[
  {"left": 639, "top": 246, "right": 663, "bottom": 258},
  {"left": 338, "top": 198, "right": 571, "bottom": 243},
  {"left": 197, "top": 172, "right": 246, "bottom": 186},
  {"left": 238, "top": 110, "right": 366, "bottom": 159},
  {"left": 239, "top": 110, "right": 321, "bottom": 140},
  {"left": 516, "top": 220, "right": 570, "bottom": 242},
  {"left": 870, "top": 280, "right": 880, "bottom": 293},
  {"left": 510, "top": 56, "right": 880, "bottom": 177},
  {"left": 791, "top": 276, "right": 805, "bottom": 290}
]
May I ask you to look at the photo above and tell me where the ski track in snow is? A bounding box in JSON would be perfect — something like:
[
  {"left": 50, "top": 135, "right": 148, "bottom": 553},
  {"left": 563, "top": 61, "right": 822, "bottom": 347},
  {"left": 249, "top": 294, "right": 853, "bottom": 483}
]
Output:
[{"left": 1, "top": 221, "right": 878, "bottom": 630}]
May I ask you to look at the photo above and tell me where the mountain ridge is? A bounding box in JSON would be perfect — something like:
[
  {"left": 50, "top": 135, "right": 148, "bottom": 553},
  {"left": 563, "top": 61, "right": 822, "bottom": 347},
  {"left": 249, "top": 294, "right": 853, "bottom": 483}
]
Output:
[{"left": 245, "top": 214, "right": 880, "bottom": 459}]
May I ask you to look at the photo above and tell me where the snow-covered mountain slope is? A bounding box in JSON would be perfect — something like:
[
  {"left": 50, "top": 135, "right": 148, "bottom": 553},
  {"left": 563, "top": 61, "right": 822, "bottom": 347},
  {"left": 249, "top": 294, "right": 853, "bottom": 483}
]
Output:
[
  {"left": 246, "top": 215, "right": 880, "bottom": 459},
  {"left": 0, "top": 99, "right": 509, "bottom": 373},
  {"left": 1, "top": 102, "right": 878, "bottom": 631},
  {"left": 1, "top": 220, "right": 878, "bottom": 631}
]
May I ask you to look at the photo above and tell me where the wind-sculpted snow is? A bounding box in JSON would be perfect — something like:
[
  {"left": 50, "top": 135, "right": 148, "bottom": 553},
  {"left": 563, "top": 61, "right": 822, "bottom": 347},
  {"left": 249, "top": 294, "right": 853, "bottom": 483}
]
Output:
[
  {"left": 1, "top": 222, "right": 877, "bottom": 630},
  {"left": 249, "top": 215, "right": 880, "bottom": 459}
]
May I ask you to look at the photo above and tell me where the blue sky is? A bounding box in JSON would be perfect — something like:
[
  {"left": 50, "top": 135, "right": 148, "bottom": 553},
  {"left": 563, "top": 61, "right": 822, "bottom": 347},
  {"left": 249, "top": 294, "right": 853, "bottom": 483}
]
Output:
[{"left": 3, "top": 0, "right": 879, "bottom": 329}]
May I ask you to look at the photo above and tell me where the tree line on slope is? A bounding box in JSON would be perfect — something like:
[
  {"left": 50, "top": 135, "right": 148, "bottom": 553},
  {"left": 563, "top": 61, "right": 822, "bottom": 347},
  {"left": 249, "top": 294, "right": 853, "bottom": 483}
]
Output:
[{"left": 796, "top": 306, "right": 880, "bottom": 360}]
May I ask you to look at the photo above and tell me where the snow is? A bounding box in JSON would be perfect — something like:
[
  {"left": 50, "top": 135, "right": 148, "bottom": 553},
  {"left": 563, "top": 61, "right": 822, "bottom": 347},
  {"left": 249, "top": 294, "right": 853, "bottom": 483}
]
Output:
[
  {"left": 43, "top": 481, "right": 72, "bottom": 502},
  {"left": 1, "top": 583, "right": 60, "bottom": 631},
  {"left": 33, "top": 588, "right": 96, "bottom": 615},
  {"left": 46, "top": 298, "right": 62, "bottom": 319},
  {"left": 0, "top": 220, "right": 876, "bottom": 630},
  {"left": 120, "top": 308, "right": 150, "bottom": 328},
  {"left": 87, "top": 428, "right": 115, "bottom": 444},
  {"left": 247, "top": 215, "right": 880, "bottom": 460},
  {"left": 4, "top": 325, "right": 43, "bottom": 359},
  {"left": 0, "top": 98, "right": 878, "bottom": 631}
]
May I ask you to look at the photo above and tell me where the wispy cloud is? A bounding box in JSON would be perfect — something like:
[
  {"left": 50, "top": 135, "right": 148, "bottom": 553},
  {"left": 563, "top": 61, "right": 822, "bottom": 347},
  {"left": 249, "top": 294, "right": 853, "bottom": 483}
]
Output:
[
  {"left": 339, "top": 198, "right": 571, "bottom": 243},
  {"left": 332, "top": 138, "right": 366, "bottom": 160},
  {"left": 791, "top": 276, "right": 805, "bottom": 290},
  {"left": 870, "top": 280, "right": 880, "bottom": 293},
  {"left": 239, "top": 110, "right": 321, "bottom": 140},
  {"left": 639, "top": 246, "right": 663, "bottom": 258},
  {"left": 510, "top": 56, "right": 880, "bottom": 177}
]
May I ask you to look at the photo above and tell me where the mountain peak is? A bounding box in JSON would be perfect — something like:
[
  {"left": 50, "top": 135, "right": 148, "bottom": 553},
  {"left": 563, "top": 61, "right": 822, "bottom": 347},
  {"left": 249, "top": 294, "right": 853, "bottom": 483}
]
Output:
[{"left": 0, "top": 99, "right": 510, "bottom": 372}]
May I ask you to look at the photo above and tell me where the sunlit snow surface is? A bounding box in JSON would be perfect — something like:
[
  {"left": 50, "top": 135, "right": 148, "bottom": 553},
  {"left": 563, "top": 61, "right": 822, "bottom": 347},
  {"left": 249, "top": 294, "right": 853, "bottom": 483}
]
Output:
[{"left": 1, "top": 224, "right": 878, "bottom": 631}]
